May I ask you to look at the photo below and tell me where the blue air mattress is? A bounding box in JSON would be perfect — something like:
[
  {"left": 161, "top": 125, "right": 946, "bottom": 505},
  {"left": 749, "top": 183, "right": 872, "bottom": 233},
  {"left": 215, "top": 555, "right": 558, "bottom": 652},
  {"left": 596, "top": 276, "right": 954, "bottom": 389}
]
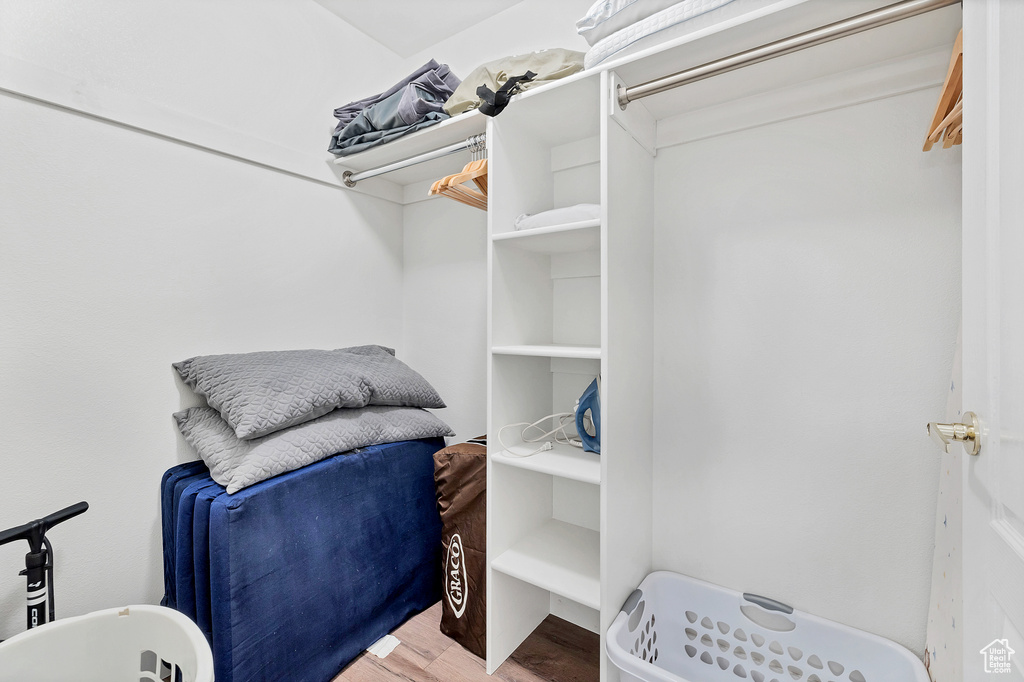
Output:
[{"left": 160, "top": 438, "right": 444, "bottom": 682}]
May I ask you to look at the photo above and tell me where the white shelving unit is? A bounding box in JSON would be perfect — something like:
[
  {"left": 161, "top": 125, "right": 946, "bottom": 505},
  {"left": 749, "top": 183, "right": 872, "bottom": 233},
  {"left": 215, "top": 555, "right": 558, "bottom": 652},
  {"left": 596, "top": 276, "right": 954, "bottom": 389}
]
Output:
[
  {"left": 491, "top": 219, "right": 601, "bottom": 252},
  {"left": 491, "top": 443, "right": 601, "bottom": 485},
  {"left": 486, "top": 71, "right": 655, "bottom": 681},
  {"left": 490, "top": 344, "right": 601, "bottom": 359},
  {"left": 490, "top": 519, "right": 601, "bottom": 610}
]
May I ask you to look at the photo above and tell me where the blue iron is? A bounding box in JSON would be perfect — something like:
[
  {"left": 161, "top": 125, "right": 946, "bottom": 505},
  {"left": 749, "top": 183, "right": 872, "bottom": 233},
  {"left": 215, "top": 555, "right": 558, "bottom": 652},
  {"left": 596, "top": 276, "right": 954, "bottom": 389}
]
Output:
[{"left": 575, "top": 378, "right": 601, "bottom": 454}]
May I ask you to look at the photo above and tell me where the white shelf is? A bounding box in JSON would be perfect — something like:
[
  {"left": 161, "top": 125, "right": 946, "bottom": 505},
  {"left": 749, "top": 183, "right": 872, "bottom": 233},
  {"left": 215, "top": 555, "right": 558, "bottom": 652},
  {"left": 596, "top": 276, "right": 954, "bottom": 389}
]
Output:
[
  {"left": 492, "top": 219, "right": 601, "bottom": 254},
  {"left": 500, "top": 74, "right": 602, "bottom": 146},
  {"left": 491, "top": 519, "right": 601, "bottom": 610},
  {"left": 491, "top": 344, "right": 601, "bottom": 360},
  {"left": 492, "top": 443, "right": 601, "bottom": 485}
]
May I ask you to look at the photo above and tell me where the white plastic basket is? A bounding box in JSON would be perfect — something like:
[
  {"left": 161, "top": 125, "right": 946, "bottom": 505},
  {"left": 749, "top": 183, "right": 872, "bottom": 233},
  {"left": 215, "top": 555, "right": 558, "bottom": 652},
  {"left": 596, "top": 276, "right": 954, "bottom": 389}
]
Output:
[
  {"left": 0, "top": 605, "right": 213, "bottom": 682},
  {"left": 607, "top": 572, "right": 928, "bottom": 682}
]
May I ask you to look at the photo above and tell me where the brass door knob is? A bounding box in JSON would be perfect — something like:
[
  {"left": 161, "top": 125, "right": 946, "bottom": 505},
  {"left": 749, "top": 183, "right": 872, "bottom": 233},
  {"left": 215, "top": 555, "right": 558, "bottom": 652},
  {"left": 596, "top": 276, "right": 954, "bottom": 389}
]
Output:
[{"left": 927, "top": 411, "right": 981, "bottom": 456}]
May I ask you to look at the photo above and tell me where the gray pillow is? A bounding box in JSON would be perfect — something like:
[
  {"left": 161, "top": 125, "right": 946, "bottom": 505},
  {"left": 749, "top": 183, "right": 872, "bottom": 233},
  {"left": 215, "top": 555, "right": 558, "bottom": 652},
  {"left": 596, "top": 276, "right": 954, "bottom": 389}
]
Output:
[
  {"left": 175, "top": 405, "right": 454, "bottom": 493},
  {"left": 173, "top": 345, "right": 445, "bottom": 440}
]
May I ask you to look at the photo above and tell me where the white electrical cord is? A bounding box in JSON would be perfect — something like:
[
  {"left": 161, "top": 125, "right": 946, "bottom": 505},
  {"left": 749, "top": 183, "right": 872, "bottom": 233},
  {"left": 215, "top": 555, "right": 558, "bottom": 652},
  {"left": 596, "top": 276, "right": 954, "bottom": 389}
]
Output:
[{"left": 497, "top": 413, "right": 583, "bottom": 458}]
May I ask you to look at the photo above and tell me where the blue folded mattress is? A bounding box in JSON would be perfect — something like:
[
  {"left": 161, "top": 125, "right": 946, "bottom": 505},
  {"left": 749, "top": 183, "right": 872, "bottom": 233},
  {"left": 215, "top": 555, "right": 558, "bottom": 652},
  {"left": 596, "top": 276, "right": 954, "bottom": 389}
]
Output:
[
  {"left": 160, "top": 460, "right": 208, "bottom": 610},
  {"left": 161, "top": 438, "right": 445, "bottom": 682}
]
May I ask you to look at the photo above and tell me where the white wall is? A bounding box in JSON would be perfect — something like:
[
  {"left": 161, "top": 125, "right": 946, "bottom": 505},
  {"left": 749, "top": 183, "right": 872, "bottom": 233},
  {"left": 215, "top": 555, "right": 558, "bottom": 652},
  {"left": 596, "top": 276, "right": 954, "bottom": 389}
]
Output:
[
  {"left": 651, "top": 88, "right": 961, "bottom": 655},
  {"left": 394, "top": 0, "right": 592, "bottom": 442},
  {"left": 0, "top": 89, "right": 409, "bottom": 640},
  {"left": 0, "top": 0, "right": 406, "bottom": 166},
  {"left": 0, "top": 1, "right": 412, "bottom": 640},
  {"left": 398, "top": 0, "right": 592, "bottom": 78},
  {"left": 401, "top": 200, "right": 489, "bottom": 441},
  {"left": 0, "top": 0, "right": 592, "bottom": 640},
  {"left": 0, "top": 0, "right": 967, "bottom": 660}
]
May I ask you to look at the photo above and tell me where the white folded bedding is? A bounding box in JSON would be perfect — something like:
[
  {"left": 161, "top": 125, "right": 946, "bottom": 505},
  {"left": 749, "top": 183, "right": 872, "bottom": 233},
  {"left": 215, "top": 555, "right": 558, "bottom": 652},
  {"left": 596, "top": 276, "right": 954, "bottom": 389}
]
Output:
[
  {"left": 514, "top": 203, "right": 601, "bottom": 231},
  {"left": 585, "top": 0, "right": 773, "bottom": 69},
  {"left": 577, "top": 0, "right": 691, "bottom": 46}
]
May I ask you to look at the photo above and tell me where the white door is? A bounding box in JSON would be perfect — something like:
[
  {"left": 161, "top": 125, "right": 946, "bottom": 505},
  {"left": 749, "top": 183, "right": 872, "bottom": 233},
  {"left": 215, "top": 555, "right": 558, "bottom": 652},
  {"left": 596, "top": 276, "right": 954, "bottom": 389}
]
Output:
[{"left": 961, "top": 1, "right": 1024, "bottom": 679}]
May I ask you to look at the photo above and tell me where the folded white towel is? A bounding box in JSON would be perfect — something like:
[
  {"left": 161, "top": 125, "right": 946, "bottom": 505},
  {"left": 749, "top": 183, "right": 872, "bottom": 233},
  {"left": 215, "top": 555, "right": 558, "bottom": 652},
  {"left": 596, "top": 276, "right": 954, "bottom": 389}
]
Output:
[{"left": 513, "top": 203, "right": 601, "bottom": 231}]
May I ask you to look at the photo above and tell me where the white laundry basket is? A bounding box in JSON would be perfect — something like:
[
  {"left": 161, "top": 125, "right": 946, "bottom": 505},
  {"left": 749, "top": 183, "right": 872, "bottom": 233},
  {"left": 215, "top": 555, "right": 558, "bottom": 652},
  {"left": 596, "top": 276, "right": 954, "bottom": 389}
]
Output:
[
  {"left": 0, "top": 604, "right": 213, "bottom": 682},
  {"left": 607, "top": 572, "right": 928, "bottom": 682}
]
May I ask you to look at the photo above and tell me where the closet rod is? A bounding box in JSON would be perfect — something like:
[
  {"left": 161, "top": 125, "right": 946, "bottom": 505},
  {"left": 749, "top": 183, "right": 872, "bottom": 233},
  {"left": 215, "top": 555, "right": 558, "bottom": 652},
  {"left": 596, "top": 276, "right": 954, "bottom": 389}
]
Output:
[
  {"left": 617, "top": 0, "right": 960, "bottom": 108},
  {"left": 341, "top": 134, "right": 486, "bottom": 187}
]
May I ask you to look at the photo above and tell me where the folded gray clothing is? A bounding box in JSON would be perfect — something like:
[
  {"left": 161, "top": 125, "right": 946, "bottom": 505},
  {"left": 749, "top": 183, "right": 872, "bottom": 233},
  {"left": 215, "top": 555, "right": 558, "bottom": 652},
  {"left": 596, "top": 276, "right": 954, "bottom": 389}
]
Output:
[
  {"left": 331, "top": 115, "right": 448, "bottom": 156},
  {"left": 333, "top": 59, "right": 451, "bottom": 129},
  {"left": 330, "top": 61, "right": 461, "bottom": 156},
  {"left": 175, "top": 405, "right": 454, "bottom": 493}
]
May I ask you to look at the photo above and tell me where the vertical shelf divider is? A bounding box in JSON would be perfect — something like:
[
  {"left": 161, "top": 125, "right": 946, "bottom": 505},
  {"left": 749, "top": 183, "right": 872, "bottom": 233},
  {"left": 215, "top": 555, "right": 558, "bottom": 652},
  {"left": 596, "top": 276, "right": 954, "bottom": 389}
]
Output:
[
  {"left": 487, "top": 71, "right": 653, "bottom": 682},
  {"left": 599, "top": 69, "right": 657, "bottom": 682}
]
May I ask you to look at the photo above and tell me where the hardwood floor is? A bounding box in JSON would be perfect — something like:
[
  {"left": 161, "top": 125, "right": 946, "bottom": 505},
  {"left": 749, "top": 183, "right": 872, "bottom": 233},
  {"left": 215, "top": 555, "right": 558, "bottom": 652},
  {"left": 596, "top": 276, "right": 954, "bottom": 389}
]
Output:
[{"left": 334, "top": 602, "right": 600, "bottom": 682}]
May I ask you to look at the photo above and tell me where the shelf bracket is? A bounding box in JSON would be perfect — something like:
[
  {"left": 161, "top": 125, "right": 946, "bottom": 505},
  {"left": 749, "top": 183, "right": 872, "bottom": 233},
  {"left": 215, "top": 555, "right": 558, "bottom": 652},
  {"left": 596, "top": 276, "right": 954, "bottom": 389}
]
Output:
[{"left": 608, "top": 72, "right": 657, "bottom": 157}]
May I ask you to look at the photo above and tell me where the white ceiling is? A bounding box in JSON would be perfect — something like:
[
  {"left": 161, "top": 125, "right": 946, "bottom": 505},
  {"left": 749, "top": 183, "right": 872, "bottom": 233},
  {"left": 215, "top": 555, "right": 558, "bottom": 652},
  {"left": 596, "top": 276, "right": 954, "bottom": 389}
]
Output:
[{"left": 312, "top": 0, "right": 526, "bottom": 58}]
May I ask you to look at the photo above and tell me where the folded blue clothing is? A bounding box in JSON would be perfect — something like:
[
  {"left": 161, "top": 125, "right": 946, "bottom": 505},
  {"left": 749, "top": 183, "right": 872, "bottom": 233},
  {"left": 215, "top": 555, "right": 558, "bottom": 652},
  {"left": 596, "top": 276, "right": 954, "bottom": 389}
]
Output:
[{"left": 329, "top": 60, "right": 461, "bottom": 156}]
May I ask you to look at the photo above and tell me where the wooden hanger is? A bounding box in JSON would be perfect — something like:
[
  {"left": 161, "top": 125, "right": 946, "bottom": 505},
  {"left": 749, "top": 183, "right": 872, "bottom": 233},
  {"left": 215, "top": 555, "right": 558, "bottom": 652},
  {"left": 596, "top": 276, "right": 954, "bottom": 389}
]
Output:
[
  {"left": 938, "top": 97, "right": 963, "bottom": 148},
  {"left": 428, "top": 159, "right": 488, "bottom": 211},
  {"left": 924, "top": 29, "right": 963, "bottom": 151},
  {"left": 442, "top": 159, "right": 488, "bottom": 195},
  {"left": 429, "top": 172, "right": 486, "bottom": 210},
  {"left": 428, "top": 180, "right": 486, "bottom": 210},
  {"left": 927, "top": 95, "right": 962, "bottom": 145}
]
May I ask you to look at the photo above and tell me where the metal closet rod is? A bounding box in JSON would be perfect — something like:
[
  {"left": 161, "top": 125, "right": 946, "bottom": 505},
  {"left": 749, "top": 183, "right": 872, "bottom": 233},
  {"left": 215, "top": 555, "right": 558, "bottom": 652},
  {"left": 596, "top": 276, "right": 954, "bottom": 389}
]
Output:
[
  {"left": 617, "top": 0, "right": 961, "bottom": 108},
  {"left": 342, "top": 133, "right": 486, "bottom": 187}
]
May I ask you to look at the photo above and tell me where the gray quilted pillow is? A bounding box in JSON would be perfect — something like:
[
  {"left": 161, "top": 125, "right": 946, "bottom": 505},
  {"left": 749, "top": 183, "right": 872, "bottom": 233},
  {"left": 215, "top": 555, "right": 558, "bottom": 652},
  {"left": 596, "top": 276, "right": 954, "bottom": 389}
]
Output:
[
  {"left": 173, "top": 345, "right": 445, "bottom": 440},
  {"left": 175, "top": 405, "right": 454, "bottom": 493}
]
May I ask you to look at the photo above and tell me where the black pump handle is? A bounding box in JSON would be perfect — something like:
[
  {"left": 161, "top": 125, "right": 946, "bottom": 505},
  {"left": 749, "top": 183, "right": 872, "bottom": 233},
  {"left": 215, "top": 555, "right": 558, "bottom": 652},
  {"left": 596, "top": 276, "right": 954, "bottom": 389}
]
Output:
[{"left": 0, "top": 502, "right": 89, "bottom": 552}]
